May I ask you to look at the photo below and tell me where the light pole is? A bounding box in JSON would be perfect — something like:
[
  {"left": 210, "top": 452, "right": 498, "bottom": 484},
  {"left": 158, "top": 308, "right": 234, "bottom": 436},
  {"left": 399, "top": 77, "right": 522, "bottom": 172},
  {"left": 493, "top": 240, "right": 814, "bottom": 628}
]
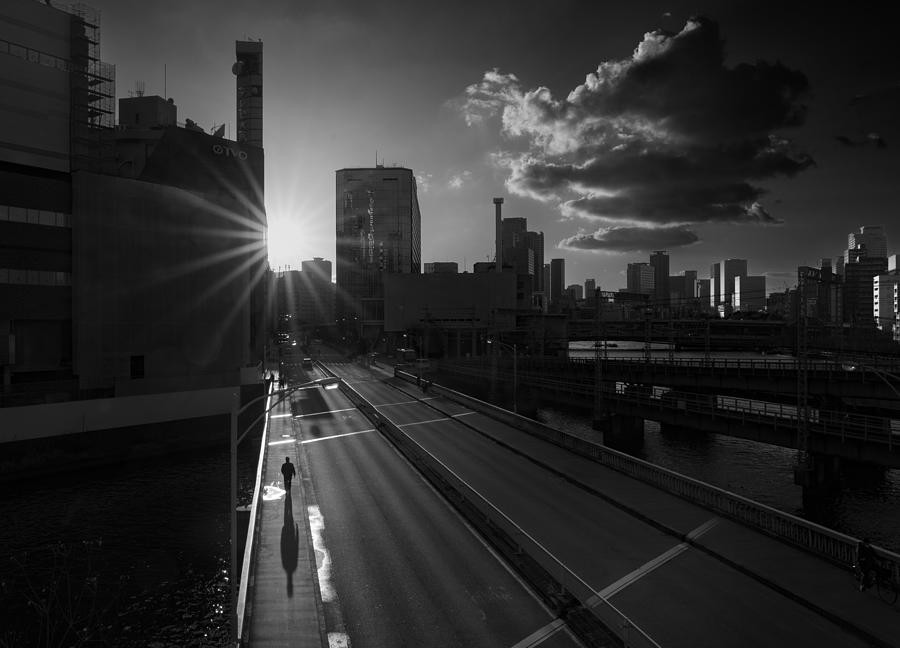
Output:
[
  {"left": 488, "top": 339, "right": 517, "bottom": 414},
  {"left": 841, "top": 362, "right": 900, "bottom": 399},
  {"left": 229, "top": 375, "right": 341, "bottom": 646}
]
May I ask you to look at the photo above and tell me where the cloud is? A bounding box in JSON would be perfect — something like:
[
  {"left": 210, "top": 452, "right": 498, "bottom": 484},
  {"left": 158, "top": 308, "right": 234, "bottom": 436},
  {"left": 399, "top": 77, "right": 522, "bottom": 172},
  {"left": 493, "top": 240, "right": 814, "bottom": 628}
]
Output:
[
  {"left": 560, "top": 225, "right": 700, "bottom": 253},
  {"left": 416, "top": 173, "right": 434, "bottom": 192},
  {"left": 448, "top": 170, "right": 472, "bottom": 189},
  {"left": 459, "top": 16, "right": 812, "bottom": 249}
]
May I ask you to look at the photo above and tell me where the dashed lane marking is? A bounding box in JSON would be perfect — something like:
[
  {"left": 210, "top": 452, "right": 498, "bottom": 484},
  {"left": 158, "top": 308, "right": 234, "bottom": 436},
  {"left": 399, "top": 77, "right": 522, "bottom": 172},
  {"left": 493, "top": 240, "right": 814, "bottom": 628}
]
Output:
[
  {"left": 294, "top": 407, "right": 357, "bottom": 418},
  {"left": 270, "top": 413, "right": 292, "bottom": 419},
  {"left": 509, "top": 619, "right": 566, "bottom": 648}
]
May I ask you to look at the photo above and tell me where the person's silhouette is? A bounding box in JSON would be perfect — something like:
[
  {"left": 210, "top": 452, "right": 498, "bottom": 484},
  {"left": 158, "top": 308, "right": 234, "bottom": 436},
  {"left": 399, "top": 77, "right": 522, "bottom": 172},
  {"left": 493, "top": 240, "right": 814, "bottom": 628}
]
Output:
[{"left": 281, "top": 456, "right": 296, "bottom": 490}]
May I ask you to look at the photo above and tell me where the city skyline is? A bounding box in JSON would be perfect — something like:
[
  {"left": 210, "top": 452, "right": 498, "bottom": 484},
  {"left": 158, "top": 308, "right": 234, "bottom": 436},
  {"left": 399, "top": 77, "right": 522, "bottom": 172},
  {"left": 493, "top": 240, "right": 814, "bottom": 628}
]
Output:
[{"left": 88, "top": 0, "right": 899, "bottom": 289}]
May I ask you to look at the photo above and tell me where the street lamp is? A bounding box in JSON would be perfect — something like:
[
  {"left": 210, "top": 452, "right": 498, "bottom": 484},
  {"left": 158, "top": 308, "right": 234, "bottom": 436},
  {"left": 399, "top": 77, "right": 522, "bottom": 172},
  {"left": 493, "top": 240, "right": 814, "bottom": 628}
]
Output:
[
  {"left": 488, "top": 339, "right": 517, "bottom": 414},
  {"left": 841, "top": 362, "right": 900, "bottom": 399},
  {"left": 229, "top": 375, "right": 340, "bottom": 645}
]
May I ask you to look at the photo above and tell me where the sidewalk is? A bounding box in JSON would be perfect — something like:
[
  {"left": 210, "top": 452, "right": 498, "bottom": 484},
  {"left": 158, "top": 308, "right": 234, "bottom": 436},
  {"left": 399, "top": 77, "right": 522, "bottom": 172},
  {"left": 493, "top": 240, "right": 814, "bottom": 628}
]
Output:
[{"left": 244, "top": 395, "right": 326, "bottom": 646}]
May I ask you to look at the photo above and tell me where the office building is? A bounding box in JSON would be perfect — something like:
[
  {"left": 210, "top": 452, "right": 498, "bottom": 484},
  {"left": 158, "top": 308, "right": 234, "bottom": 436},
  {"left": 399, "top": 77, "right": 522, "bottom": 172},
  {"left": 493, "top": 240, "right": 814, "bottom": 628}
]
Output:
[
  {"left": 719, "top": 259, "right": 748, "bottom": 315},
  {"left": 626, "top": 262, "right": 654, "bottom": 295},
  {"left": 549, "top": 258, "right": 565, "bottom": 307},
  {"left": 843, "top": 257, "right": 886, "bottom": 325},
  {"left": 847, "top": 225, "right": 888, "bottom": 261},
  {"left": 709, "top": 262, "right": 721, "bottom": 308},
  {"left": 500, "top": 216, "right": 545, "bottom": 310},
  {"left": 649, "top": 251, "right": 669, "bottom": 307},
  {"left": 235, "top": 40, "right": 263, "bottom": 149},
  {"left": 733, "top": 276, "right": 766, "bottom": 312},
  {"left": 584, "top": 278, "right": 596, "bottom": 304},
  {"left": 873, "top": 271, "right": 900, "bottom": 331},
  {"left": 566, "top": 284, "right": 584, "bottom": 301},
  {"left": 299, "top": 257, "right": 334, "bottom": 329},
  {"left": 335, "top": 166, "right": 421, "bottom": 342}
]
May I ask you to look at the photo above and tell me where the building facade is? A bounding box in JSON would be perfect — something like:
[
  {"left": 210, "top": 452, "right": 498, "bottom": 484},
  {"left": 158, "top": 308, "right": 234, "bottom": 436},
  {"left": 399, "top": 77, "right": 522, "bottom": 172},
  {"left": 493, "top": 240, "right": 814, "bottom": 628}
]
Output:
[
  {"left": 549, "top": 258, "right": 565, "bottom": 308},
  {"left": 626, "top": 262, "right": 654, "bottom": 295},
  {"left": 649, "top": 250, "right": 669, "bottom": 307},
  {"left": 335, "top": 166, "right": 421, "bottom": 343}
]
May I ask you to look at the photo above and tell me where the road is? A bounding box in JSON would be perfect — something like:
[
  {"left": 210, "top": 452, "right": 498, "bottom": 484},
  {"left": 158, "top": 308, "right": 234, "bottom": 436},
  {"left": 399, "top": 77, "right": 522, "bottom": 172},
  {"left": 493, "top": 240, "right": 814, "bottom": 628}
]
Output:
[
  {"left": 315, "top": 358, "right": 887, "bottom": 648},
  {"left": 294, "top": 359, "right": 583, "bottom": 648}
]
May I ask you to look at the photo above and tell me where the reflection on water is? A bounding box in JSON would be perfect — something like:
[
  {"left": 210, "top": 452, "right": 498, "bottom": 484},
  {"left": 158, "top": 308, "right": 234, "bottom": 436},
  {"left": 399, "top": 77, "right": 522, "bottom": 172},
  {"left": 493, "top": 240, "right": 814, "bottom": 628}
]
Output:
[{"left": 0, "top": 438, "right": 260, "bottom": 646}]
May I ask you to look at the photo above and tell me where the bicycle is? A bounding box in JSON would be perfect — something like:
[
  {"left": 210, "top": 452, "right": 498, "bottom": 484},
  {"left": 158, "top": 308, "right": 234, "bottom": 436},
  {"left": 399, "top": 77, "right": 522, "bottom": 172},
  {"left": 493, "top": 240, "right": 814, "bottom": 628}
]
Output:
[{"left": 854, "top": 563, "right": 899, "bottom": 606}]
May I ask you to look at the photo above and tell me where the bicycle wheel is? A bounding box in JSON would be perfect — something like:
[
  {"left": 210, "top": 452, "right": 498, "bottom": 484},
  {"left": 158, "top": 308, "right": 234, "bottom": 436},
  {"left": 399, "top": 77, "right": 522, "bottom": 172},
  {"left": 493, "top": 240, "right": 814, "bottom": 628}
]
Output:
[{"left": 877, "top": 577, "right": 898, "bottom": 605}]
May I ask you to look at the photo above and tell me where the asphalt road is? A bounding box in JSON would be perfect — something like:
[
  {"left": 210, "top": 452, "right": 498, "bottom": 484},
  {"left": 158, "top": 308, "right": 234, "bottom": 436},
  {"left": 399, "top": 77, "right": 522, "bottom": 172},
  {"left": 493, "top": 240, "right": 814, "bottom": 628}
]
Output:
[
  {"left": 319, "top": 361, "right": 878, "bottom": 648},
  {"left": 295, "top": 361, "right": 583, "bottom": 648}
]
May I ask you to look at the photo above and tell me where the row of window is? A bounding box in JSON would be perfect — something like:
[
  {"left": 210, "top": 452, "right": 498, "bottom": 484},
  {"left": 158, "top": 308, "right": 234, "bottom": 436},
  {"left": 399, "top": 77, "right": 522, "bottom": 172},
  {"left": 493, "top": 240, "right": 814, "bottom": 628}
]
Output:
[
  {"left": 0, "top": 269, "right": 71, "bottom": 286},
  {"left": 0, "top": 205, "right": 71, "bottom": 228},
  {"left": 0, "top": 38, "right": 70, "bottom": 72}
]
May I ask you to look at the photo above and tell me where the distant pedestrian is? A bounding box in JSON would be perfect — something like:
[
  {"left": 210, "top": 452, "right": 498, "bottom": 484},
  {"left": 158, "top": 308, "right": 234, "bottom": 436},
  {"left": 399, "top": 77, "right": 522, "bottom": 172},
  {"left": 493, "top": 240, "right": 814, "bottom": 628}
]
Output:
[{"left": 281, "top": 456, "right": 296, "bottom": 490}]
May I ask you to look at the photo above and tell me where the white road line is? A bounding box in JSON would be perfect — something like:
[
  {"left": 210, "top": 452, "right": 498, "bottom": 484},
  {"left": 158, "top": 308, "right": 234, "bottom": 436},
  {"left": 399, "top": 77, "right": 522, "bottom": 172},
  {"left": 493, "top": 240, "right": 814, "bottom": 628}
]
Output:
[
  {"left": 590, "top": 517, "right": 721, "bottom": 603},
  {"left": 294, "top": 407, "right": 357, "bottom": 418},
  {"left": 301, "top": 429, "right": 375, "bottom": 444},
  {"left": 270, "top": 413, "right": 292, "bottom": 419},
  {"left": 510, "top": 619, "right": 566, "bottom": 648},
  {"left": 307, "top": 505, "right": 338, "bottom": 602},
  {"left": 268, "top": 439, "right": 294, "bottom": 446},
  {"left": 451, "top": 411, "right": 476, "bottom": 417},
  {"left": 397, "top": 417, "right": 451, "bottom": 427}
]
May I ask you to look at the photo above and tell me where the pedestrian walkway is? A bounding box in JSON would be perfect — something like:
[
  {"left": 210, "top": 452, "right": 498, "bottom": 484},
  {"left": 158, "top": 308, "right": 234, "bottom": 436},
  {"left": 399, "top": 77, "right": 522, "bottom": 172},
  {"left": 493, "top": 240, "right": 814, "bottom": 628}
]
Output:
[{"left": 244, "top": 394, "right": 325, "bottom": 646}]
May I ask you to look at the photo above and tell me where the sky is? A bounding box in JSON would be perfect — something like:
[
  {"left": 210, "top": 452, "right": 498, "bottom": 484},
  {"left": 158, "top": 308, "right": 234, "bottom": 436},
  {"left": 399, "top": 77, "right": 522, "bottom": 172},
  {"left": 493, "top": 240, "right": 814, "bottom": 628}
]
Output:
[{"left": 90, "top": 0, "right": 900, "bottom": 292}]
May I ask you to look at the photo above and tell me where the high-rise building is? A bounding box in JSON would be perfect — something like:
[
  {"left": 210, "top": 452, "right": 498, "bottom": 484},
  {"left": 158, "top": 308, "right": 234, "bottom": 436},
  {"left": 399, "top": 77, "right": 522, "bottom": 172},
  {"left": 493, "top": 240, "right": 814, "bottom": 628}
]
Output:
[
  {"left": 719, "top": 259, "right": 748, "bottom": 315},
  {"left": 584, "top": 278, "right": 596, "bottom": 304},
  {"left": 873, "top": 271, "right": 900, "bottom": 331},
  {"left": 709, "top": 263, "right": 721, "bottom": 308},
  {"left": 848, "top": 226, "right": 887, "bottom": 260},
  {"left": 733, "top": 276, "right": 766, "bottom": 312},
  {"left": 626, "top": 262, "right": 654, "bottom": 295},
  {"left": 844, "top": 257, "right": 886, "bottom": 325},
  {"left": 549, "top": 258, "right": 565, "bottom": 307},
  {"left": 649, "top": 251, "right": 669, "bottom": 307},
  {"left": 566, "top": 284, "right": 584, "bottom": 301},
  {"left": 234, "top": 41, "right": 263, "bottom": 149},
  {"left": 500, "top": 217, "right": 544, "bottom": 309},
  {"left": 335, "top": 166, "right": 421, "bottom": 341},
  {"left": 300, "top": 257, "right": 334, "bottom": 329}
]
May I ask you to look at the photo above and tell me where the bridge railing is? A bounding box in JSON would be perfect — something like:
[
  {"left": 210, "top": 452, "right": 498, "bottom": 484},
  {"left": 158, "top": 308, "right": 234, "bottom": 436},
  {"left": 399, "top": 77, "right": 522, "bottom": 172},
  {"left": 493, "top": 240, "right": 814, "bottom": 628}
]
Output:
[
  {"left": 324, "top": 365, "right": 661, "bottom": 647},
  {"left": 397, "top": 368, "right": 900, "bottom": 587},
  {"left": 438, "top": 361, "right": 898, "bottom": 449}
]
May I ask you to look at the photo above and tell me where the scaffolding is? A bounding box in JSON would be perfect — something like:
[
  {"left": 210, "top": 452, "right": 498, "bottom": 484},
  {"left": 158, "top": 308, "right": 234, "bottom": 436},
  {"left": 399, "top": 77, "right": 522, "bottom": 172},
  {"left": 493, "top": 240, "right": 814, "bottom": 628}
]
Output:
[{"left": 63, "top": 3, "right": 116, "bottom": 172}]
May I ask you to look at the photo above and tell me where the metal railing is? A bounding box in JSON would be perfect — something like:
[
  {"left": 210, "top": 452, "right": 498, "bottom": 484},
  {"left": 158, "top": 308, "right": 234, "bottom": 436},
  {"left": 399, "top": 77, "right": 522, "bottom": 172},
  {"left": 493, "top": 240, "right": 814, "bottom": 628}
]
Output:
[{"left": 395, "top": 368, "right": 900, "bottom": 587}]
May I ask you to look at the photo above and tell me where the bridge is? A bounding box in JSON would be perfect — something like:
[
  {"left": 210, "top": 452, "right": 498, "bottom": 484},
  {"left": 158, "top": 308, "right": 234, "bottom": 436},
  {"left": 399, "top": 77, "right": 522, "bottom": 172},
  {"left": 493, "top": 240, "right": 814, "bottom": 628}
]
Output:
[{"left": 231, "top": 355, "right": 899, "bottom": 647}]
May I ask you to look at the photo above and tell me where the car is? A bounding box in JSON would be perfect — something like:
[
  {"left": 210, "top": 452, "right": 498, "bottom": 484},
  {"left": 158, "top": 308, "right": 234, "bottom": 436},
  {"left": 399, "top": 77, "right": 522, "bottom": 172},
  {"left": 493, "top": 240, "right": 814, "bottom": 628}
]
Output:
[{"left": 301, "top": 357, "right": 313, "bottom": 369}]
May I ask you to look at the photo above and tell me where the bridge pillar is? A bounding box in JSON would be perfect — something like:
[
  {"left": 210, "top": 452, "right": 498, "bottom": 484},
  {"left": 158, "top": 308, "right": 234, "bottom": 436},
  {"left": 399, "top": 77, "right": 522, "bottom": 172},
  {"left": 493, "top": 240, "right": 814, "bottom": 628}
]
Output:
[
  {"left": 798, "top": 452, "right": 842, "bottom": 509},
  {"left": 596, "top": 413, "right": 644, "bottom": 453}
]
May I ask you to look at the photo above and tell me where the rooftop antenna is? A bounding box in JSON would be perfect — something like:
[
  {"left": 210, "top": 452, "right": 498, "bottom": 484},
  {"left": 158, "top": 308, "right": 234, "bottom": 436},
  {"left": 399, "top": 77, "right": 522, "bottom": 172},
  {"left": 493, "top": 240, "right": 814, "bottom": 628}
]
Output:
[{"left": 134, "top": 80, "right": 145, "bottom": 97}]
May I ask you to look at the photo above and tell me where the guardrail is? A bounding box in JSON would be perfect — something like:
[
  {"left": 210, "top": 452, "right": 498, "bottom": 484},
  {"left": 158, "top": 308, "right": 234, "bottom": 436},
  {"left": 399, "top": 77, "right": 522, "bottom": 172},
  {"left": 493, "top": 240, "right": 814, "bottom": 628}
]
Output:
[
  {"left": 236, "top": 380, "right": 274, "bottom": 645},
  {"left": 437, "top": 362, "right": 898, "bottom": 450},
  {"left": 394, "top": 368, "right": 900, "bottom": 587},
  {"left": 319, "top": 363, "right": 661, "bottom": 647}
]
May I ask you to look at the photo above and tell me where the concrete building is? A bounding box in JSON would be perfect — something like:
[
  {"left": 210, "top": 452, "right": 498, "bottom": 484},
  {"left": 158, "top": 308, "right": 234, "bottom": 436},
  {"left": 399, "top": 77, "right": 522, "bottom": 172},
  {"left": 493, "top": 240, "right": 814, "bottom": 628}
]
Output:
[
  {"left": 299, "top": 257, "right": 334, "bottom": 330},
  {"left": 424, "top": 262, "right": 458, "bottom": 274},
  {"left": 626, "top": 262, "right": 654, "bottom": 295},
  {"left": 709, "top": 262, "right": 722, "bottom": 309},
  {"left": 500, "top": 217, "right": 544, "bottom": 310},
  {"left": 2, "top": 3, "right": 267, "bottom": 403},
  {"left": 235, "top": 40, "right": 263, "bottom": 149},
  {"left": 549, "top": 258, "right": 565, "bottom": 308},
  {"left": 335, "top": 166, "right": 421, "bottom": 344},
  {"left": 719, "top": 259, "right": 748, "bottom": 316},
  {"left": 733, "top": 276, "right": 767, "bottom": 312},
  {"left": 649, "top": 250, "right": 669, "bottom": 307},
  {"left": 383, "top": 272, "right": 516, "bottom": 357},
  {"left": 566, "top": 284, "right": 584, "bottom": 301},
  {"left": 873, "top": 271, "right": 900, "bottom": 331},
  {"left": 843, "top": 257, "right": 886, "bottom": 325},
  {"left": 584, "top": 278, "right": 596, "bottom": 305},
  {"left": 847, "top": 225, "right": 887, "bottom": 261}
]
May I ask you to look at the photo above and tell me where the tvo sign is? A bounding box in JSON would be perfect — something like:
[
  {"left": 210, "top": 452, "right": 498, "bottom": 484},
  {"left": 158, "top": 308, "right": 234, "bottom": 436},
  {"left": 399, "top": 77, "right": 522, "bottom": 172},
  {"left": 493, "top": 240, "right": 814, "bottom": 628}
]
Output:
[{"left": 211, "top": 144, "right": 248, "bottom": 160}]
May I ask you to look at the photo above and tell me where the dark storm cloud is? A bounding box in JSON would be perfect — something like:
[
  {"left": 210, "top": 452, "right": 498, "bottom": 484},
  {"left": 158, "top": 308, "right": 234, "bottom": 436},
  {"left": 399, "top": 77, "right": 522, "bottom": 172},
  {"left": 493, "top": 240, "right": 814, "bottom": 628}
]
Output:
[
  {"left": 461, "top": 16, "right": 812, "bottom": 250},
  {"left": 560, "top": 226, "right": 700, "bottom": 252}
]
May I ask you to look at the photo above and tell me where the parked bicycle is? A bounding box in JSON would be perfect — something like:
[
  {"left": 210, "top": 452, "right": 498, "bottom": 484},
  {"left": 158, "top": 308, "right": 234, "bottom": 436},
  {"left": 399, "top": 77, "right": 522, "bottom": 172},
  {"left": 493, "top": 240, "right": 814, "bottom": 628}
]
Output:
[{"left": 855, "top": 562, "right": 898, "bottom": 606}]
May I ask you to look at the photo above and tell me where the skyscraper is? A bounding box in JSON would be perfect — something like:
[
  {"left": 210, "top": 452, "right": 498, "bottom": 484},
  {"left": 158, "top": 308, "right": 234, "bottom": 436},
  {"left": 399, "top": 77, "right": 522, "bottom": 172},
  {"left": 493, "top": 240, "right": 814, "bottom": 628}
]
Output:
[
  {"left": 300, "top": 257, "right": 334, "bottom": 328},
  {"left": 500, "top": 217, "right": 544, "bottom": 309},
  {"left": 335, "top": 166, "right": 421, "bottom": 340},
  {"left": 234, "top": 41, "right": 263, "bottom": 150},
  {"left": 627, "top": 262, "right": 654, "bottom": 295},
  {"left": 848, "top": 226, "right": 888, "bottom": 260},
  {"left": 719, "top": 259, "right": 748, "bottom": 315},
  {"left": 649, "top": 251, "right": 669, "bottom": 307},
  {"left": 550, "top": 258, "right": 565, "bottom": 307}
]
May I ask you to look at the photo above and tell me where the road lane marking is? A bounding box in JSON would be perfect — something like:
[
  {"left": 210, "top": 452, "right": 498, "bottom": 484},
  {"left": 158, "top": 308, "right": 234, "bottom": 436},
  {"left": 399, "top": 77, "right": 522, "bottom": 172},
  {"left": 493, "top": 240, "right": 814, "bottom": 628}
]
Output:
[
  {"left": 397, "top": 416, "right": 451, "bottom": 427},
  {"left": 301, "top": 429, "right": 375, "bottom": 444},
  {"left": 307, "top": 505, "right": 338, "bottom": 602},
  {"left": 375, "top": 399, "right": 421, "bottom": 407},
  {"left": 590, "top": 517, "right": 721, "bottom": 603},
  {"left": 268, "top": 439, "right": 294, "bottom": 446},
  {"left": 270, "top": 413, "right": 292, "bottom": 419},
  {"left": 451, "top": 411, "right": 476, "bottom": 417},
  {"left": 510, "top": 619, "right": 566, "bottom": 648},
  {"left": 294, "top": 407, "right": 357, "bottom": 418}
]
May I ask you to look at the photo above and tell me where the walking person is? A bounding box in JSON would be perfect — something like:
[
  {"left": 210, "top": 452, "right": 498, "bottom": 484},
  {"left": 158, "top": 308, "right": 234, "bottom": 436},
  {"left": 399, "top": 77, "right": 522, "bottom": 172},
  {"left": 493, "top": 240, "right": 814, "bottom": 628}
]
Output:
[{"left": 281, "top": 456, "right": 297, "bottom": 491}]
